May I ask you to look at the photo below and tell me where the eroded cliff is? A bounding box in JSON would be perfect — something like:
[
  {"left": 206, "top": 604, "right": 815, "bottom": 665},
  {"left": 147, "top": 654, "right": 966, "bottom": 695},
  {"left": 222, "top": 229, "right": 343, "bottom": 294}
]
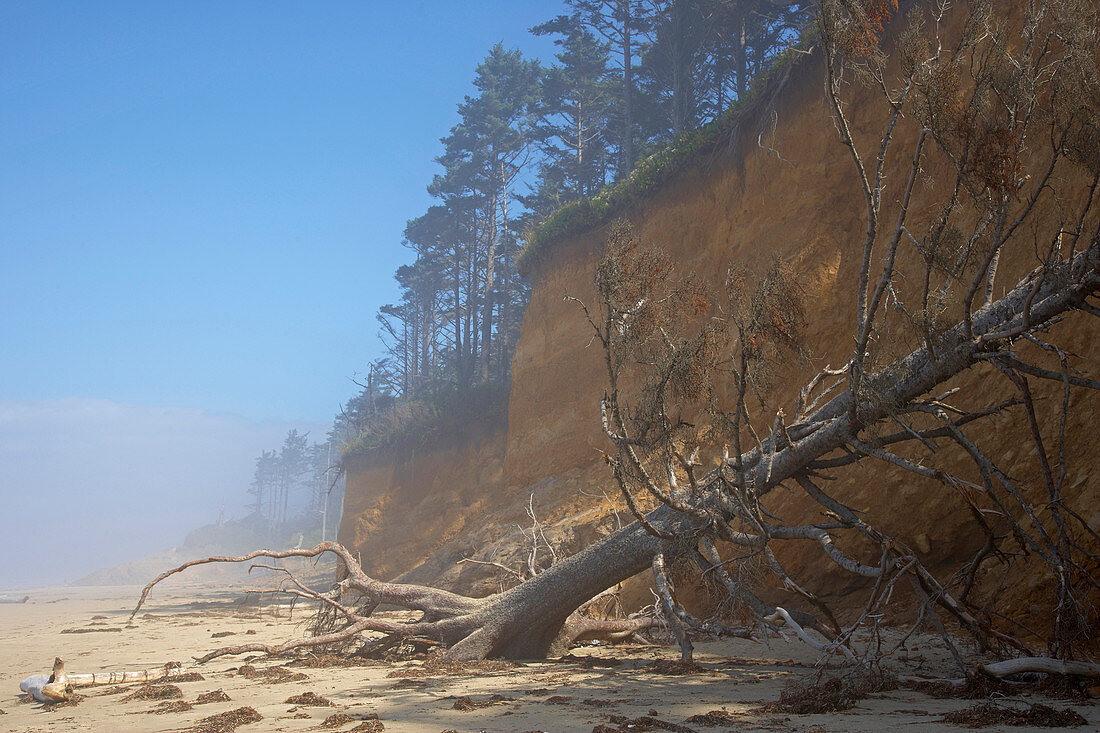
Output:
[{"left": 341, "top": 2, "right": 1100, "bottom": 622}]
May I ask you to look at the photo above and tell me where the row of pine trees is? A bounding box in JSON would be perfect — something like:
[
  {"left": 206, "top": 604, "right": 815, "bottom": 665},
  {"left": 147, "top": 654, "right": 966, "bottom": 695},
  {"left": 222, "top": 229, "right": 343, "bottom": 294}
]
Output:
[
  {"left": 246, "top": 429, "right": 344, "bottom": 540},
  {"left": 354, "top": 0, "right": 809, "bottom": 429}
]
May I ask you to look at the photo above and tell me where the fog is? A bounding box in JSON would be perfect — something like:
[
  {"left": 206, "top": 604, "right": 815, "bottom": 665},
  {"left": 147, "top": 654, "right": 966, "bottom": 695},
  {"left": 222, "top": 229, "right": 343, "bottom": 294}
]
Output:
[
  {"left": 0, "top": 3, "right": 561, "bottom": 593},
  {"left": 0, "top": 397, "right": 325, "bottom": 590}
]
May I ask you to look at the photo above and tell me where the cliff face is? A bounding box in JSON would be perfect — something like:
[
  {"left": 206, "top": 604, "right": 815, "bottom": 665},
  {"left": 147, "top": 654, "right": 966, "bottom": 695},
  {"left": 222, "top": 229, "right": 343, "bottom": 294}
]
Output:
[
  {"left": 339, "top": 420, "right": 507, "bottom": 586},
  {"left": 342, "top": 3, "right": 1100, "bottom": 618}
]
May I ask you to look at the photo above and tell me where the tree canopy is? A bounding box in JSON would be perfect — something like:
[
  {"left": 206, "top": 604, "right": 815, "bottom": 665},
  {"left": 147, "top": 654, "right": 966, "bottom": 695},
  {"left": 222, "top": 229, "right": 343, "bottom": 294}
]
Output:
[{"left": 353, "top": 1, "right": 813, "bottom": 441}]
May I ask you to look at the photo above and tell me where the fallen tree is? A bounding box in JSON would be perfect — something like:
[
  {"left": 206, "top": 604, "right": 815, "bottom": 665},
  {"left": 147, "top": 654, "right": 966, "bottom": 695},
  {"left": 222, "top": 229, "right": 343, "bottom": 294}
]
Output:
[{"left": 133, "top": 0, "right": 1100, "bottom": 669}]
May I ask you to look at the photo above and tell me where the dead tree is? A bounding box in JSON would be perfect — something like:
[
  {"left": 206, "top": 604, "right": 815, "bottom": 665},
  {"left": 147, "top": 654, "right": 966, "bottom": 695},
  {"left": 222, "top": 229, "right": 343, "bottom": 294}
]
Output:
[{"left": 133, "top": 0, "right": 1100, "bottom": 667}]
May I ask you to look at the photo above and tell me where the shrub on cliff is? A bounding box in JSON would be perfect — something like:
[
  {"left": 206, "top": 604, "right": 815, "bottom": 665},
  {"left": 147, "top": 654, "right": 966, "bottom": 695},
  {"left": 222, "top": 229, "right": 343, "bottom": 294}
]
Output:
[{"left": 340, "top": 383, "right": 509, "bottom": 463}]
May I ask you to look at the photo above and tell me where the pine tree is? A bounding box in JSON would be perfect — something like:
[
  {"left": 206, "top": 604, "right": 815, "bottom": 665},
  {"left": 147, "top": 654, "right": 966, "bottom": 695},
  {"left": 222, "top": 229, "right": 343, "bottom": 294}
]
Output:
[
  {"left": 533, "top": 28, "right": 615, "bottom": 202},
  {"left": 533, "top": 1, "right": 654, "bottom": 179}
]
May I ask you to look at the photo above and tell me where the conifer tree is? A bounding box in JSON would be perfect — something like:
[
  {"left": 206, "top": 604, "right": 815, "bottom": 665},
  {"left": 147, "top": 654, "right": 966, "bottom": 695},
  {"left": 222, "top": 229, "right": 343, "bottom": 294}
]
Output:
[{"left": 533, "top": 1, "right": 654, "bottom": 179}]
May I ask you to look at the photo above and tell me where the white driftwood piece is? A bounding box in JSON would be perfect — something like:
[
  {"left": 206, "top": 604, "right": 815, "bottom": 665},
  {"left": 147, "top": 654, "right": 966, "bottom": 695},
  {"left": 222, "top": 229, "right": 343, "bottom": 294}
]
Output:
[
  {"left": 981, "top": 657, "right": 1100, "bottom": 679},
  {"left": 19, "top": 657, "right": 182, "bottom": 702},
  {"left": 900, "top": 656, "right": 1100, "bottom": 690}
]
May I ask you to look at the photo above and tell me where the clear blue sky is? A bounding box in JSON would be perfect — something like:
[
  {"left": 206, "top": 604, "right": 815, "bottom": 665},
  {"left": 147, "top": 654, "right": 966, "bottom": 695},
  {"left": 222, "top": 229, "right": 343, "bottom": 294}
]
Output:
[
  {"left": 0, "top": 0, "right": 566, "bottom": 588},
  {"left": 1, "top": 0, "right": 565, "bottom": 423}
]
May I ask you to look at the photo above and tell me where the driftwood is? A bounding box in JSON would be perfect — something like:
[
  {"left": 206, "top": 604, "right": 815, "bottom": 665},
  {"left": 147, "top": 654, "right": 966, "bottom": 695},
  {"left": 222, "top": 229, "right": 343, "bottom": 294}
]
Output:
[
  {"left": 982, "top": 657, "right": 1100, "bottom": 680},
  {"left": 19, "top": 658, "right": 184, "bottom": 703},
  {"left": 901, "top": 656, "right": 1100, "bottom": 691}
]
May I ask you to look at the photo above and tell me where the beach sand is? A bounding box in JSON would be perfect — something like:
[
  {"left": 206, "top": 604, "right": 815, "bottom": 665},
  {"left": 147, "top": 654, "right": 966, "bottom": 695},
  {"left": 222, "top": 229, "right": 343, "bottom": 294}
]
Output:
[{"left": 2, "top": 581, "right": 1096, "bottom": 732}]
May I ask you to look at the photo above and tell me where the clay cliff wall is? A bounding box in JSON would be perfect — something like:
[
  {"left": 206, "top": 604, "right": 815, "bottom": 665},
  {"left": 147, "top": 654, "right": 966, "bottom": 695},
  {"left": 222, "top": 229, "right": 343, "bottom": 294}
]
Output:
[{"left": 341, "top": 2, "right": 1100, "bottom": 620}]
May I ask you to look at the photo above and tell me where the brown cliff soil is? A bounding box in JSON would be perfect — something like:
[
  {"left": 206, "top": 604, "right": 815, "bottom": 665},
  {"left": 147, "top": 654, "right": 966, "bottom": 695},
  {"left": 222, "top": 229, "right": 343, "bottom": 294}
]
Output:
[
  {"left": 338, "top": 418, "right": 507, "bottom": 589},
  {"left": 341, "top": 0, "right": 1100, "bottom": 633}
]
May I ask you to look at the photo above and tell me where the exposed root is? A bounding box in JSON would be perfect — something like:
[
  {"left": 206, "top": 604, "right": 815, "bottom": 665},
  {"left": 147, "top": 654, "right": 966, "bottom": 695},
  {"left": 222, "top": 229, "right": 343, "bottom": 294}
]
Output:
[
  {"left": 982, "top": 657, "right": 1100, "bottom": 680},
  {"left": 131, "top": 541, "right": 670, "bottom": 664}
]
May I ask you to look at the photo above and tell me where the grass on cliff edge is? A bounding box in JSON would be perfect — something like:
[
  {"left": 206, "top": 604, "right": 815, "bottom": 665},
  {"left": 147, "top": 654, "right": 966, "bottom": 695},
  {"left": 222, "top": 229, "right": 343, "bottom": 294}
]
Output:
[
  {"left": 340, "top": 382, "right": 509, "bottom": 464},
  {"left": 517, "top": 36, "right": 815, "bottom": 277}
]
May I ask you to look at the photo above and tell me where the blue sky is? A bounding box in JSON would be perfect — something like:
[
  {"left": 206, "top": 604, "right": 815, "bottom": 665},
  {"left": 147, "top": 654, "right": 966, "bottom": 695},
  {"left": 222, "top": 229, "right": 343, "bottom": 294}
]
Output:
[
  {"left": 1, "top": 0, "right": 564, "bottom": 422},
  {"left": 0, "top": 0, "right": 565, "bottom": 587}
]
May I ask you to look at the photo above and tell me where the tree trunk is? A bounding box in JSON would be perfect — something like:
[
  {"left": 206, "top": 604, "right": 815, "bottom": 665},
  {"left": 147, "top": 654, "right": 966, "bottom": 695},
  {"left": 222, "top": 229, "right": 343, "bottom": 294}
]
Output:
[
  {"left": 734, "top": 9, "right": 748, "bottom": 101},
  {"left": 452, "top": 250, "right": 463, "bottom": 385},
  {"left": 481, "top": 193, "right": 498, "bottom": 384},
  {"left": 450, "top": 508, "right": 675, "bottom": 659},
  {"left": 621, "top": 0, "right": 634, "bottom": 178}
]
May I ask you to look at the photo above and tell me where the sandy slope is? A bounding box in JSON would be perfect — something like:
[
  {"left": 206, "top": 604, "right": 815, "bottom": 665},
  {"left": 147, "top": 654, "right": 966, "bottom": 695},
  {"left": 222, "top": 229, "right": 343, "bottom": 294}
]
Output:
[{"left": 1, "top": 583, "right": 1096, "bottom": 732}]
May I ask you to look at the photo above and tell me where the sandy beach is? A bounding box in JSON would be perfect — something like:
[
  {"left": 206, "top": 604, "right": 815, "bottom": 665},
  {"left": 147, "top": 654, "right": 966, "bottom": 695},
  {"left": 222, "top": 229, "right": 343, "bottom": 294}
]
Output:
[{"left": 1, "top": 581, "right": 1096, "bottom": 733}]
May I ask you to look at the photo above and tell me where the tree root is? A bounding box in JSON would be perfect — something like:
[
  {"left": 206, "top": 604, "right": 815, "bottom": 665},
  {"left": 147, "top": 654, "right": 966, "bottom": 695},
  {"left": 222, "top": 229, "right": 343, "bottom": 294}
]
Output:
[{"left": 130, "top": 541, "right": 662, "bottom": 663}]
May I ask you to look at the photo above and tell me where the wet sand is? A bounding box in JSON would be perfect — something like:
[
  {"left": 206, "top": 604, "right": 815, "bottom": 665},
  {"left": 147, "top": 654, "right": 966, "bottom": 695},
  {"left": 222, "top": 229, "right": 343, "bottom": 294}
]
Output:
[{"left": 1, "top": 582, "right": 1096, "bottom": 732}]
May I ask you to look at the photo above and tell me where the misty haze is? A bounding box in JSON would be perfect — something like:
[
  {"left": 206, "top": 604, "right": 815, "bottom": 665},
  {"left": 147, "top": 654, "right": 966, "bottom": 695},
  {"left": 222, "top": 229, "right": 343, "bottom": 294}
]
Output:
[{"left": 2, "top": 1, "right": 1099, "bottom": 731}]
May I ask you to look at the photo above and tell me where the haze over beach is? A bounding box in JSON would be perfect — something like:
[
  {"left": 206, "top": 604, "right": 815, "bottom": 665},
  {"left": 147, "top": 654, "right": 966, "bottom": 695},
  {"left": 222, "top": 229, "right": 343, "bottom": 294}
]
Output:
[
  {"left": 0, "top": 397, "right": 326, "bottom": 588},
  {"left": 0, "top": 1, "right": 562, "bottom": 590}
]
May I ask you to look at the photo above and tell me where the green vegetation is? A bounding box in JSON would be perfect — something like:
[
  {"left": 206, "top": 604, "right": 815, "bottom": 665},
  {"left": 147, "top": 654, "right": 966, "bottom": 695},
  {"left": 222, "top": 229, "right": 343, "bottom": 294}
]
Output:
[
  {"left": 518, "top": 34, "right": 814, "bottom": 275},
  {"left": 340, "top": 382, "right": 509, "bottom": 463}
]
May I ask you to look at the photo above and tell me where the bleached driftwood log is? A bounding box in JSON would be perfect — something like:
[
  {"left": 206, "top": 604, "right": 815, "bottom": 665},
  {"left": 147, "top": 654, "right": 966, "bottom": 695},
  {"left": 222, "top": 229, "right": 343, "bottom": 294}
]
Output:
[
  {"left": 19, "top": 657, "right": 183, "bottom": 702},
  {"left": 981, "top": 657, "right": 1100, "bottom": 680}
]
